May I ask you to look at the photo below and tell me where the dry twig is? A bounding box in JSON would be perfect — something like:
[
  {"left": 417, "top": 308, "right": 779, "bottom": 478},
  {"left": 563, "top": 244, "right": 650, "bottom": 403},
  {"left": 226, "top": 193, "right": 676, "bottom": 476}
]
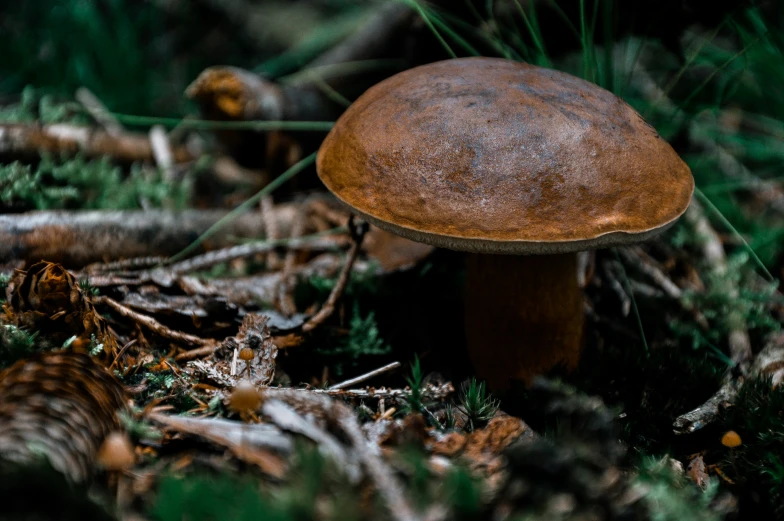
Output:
[
  {"left": 302, "top": 216, "right": 368, "bottom": 332},
  {"left": 330, "top": 362, "right": 402, "bottom": 390},
  {"left": 618, "top": 246, "right": 709, "bottom": 329},
  {"left": 97, "top": 296, "right": 214, "bottom": 348}
]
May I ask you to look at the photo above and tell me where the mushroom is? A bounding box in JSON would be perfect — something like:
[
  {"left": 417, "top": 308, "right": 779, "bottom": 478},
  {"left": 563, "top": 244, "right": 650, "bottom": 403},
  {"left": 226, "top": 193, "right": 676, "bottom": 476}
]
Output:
[{"left": 316, "top": 57, "right": 693, "bottom": 389}]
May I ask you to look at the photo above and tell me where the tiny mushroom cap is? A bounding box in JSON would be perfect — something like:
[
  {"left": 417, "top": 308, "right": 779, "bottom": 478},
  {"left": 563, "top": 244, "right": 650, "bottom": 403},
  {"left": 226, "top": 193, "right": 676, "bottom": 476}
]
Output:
[
  {"left": 722, "top": 430, "right": 742, "bottom": 448},
  {"left": 97, "top": 431, "right": 135, "bottom": 471},
  {"left": 316, "top": 57, "right": 694, "bottom": 388},
  {"left": 229, "top": 380, "right": 263, "bottom": 413},
  {"left": 239, "top": 347, "right": 255, "bottom": 361}
]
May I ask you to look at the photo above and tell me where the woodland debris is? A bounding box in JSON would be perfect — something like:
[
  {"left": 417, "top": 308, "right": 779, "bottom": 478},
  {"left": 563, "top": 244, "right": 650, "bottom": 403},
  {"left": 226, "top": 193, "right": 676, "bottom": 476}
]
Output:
[
  {"left": 0, "top": 208, "right": 290, "bottom": 267},
  {"left": 618, "top": 245, "right": 709, "bottom": 329},
  {"left": 118, "top": 292, "right": 236, "bottom": 321},
  {"left": 171, "top": 253, "right": 377, "bottom": 308},
  {"left": 1, "top": 200, "right": 433, "bottom": 271},
  {"left": 3, "top": 261, "right": 117, "bottom": 361},
  {"left": 0, "top": 352, "right": 128, "bottom": 484},
  {"left": 674, "top": 199, "right": 753, "bottom": 434},
  {"left": 0, "top": 122, "right": 192, "bottom": 163},
  {"left": 686, "top": 454, "right": 710, "bottom": 490},
  {"left": 330, "top": 361, "right": 402, "bottom": 390},
  {"left": 262, "top": 384, "right": 455, "bottom": 414},
  {"left": 152, "top": 233, "right": 345, "bottom": 285},
  {"left": 270, "top": 389, "right": 418, "bottom": 521},
  {"left": 147, "top": 413, "right": 288, "bottom": 478},
  {"left": 302, "top": 216, "right": 367, "bottom": 332},
  {"left": 214, "top": 313, "right": 277, "bottom": 386},
  {"left": 187, "top": 3, "right": 414, "bottom": 124},
  {"left": 751, "top": 333, "right": 784, "bottom": 388},
  {"left": 261, "top": 398, "right": 361, "bottom": 482},
  {"left": 97, "top": 296, "right": 214, "bottom": 348}
]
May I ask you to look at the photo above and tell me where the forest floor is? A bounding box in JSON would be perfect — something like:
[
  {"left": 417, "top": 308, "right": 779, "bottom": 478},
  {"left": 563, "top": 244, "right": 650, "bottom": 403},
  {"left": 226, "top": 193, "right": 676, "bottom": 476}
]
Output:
[{"left": 1, "top": 1, "right": 784, "bottom": 520}]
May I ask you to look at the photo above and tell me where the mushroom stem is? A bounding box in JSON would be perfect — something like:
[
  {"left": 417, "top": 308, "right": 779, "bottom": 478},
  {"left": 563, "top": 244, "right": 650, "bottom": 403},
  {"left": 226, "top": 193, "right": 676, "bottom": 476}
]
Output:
[{"left": 464, "top": 252, "right": 584, "bottom": 389}]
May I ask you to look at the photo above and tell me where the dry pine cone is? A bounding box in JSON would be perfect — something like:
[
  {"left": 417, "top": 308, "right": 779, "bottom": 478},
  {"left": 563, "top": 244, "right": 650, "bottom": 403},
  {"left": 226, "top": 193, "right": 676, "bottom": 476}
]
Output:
[
  {"left": 0, "top": 352, "right": 128, "bottom": 483},
  {"left": 3, "top": 261, "right": 117, "bottom": 362}
]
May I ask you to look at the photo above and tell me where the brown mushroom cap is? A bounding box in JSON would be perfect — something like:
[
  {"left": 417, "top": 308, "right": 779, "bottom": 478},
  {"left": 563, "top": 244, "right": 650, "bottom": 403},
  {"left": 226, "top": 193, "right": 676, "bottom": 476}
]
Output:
[
  {"left": 96, "top": 431, "right": 135, "bottom": 471},
  {"left": 317, "top": 57, "right": 694, "bottom": 254}
]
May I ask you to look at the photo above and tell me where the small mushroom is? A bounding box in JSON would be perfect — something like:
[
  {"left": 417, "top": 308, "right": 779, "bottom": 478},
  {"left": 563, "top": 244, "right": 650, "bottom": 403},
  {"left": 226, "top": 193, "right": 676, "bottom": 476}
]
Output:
[
  {"left": 239, "top": 346, "right": 255, "bottom": 378},
  {"left": 316, "top": 57, "right": 693, "bottom": 389},
  {"left": 721, "top": 430, "right": 742, "bottom": 448},
  {"left": 96, "top": 431, "right": 135, "bottom": 507},
  {"left": 228, "top": 380, "right": 263, "bottom": 415},
  {"left": 96, "top": 431, "right": 135, "bottom": 472}
]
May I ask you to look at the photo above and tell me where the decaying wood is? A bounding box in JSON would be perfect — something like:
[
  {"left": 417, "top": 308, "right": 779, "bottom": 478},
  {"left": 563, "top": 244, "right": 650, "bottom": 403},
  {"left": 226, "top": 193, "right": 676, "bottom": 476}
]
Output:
[
  {"left": 187, "top": 3, "right": 414, "bottom": 124},
  {"left": 0, "top": 207, "right": 296, "bottom": 267},
  {"left": 0, "top": 122, "right": 193, "bottom": 163},
  {"left": 174, "top": 344, "right": 218, "bottom": 362}
]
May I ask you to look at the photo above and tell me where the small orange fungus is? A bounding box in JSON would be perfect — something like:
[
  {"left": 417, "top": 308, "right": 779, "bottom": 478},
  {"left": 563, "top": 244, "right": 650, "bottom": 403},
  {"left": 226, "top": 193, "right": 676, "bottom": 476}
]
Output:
[{"left": 721, "top": 430, "right": 742, "bottom": 448}]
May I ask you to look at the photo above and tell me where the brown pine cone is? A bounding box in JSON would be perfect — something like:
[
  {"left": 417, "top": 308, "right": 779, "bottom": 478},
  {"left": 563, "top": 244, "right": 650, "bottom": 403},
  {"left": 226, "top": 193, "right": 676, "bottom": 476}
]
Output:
[
  {"left": 0, "top": 352, "right": 128, "bottom": 484},
  {"left": 3, "top": 261, "right": 117, "bottom": 362}
]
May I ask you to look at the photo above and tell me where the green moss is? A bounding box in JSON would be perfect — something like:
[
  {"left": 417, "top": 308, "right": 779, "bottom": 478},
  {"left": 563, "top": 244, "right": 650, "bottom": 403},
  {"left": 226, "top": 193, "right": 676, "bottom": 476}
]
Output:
[
  {"left": 314, "top": 301, "right": 391, "bottom": 377},
  {"left": 0, "top": 324, "right": 39, "bottom": 369},
  {"left": 0, "top": 155, "right": 189, "bottom": 210}
]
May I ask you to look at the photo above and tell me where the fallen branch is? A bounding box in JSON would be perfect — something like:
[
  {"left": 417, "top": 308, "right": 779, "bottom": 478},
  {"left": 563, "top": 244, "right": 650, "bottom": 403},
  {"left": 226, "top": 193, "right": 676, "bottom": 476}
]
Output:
[
  {"left": 0, "top": 122, "right": 192, "bottom": 163},
  {"left": 97, "top": 296, "right": 215, "bottom": 348},
  {"left": 0, "top": 207, "right": 296, "bottom": 267},
  {"left": 162, "top": 232, "right": 345, "bottom": 278},
  {"left": 265, "top": 382, "right": 454, "bottom": 403}
]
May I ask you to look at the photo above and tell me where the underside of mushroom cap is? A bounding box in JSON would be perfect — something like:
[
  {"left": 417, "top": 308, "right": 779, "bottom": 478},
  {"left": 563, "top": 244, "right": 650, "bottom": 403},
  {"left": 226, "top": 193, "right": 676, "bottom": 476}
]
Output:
[{"left": 317, "top": 57, "right": 694, "bottom": 254}]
